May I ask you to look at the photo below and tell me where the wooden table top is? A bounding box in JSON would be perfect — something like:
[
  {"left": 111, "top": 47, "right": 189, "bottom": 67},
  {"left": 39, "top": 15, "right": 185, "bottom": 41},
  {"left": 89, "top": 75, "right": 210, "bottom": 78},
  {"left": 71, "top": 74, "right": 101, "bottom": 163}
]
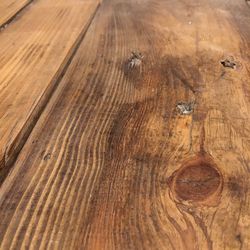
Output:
[{"left": 0, "top": 0, "right": 249, "bottom": 249}]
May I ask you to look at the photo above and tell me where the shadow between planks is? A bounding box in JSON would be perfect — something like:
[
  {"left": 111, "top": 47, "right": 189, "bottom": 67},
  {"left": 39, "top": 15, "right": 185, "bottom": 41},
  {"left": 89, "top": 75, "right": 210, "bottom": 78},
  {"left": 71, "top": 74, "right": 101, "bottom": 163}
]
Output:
[{"left": 0, "top": 0, "right": 250, "bottom": 249}]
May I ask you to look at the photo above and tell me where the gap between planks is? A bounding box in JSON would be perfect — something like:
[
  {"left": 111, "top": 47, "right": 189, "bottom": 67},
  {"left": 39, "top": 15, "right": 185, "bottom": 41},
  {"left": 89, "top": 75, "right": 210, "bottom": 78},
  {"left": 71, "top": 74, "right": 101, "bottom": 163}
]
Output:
[
  {"left": 0, "top": 0, "right": 101, "bottom": 185},
  {"left": 0, "top": 0, "right": 35, "bottom": 30}
]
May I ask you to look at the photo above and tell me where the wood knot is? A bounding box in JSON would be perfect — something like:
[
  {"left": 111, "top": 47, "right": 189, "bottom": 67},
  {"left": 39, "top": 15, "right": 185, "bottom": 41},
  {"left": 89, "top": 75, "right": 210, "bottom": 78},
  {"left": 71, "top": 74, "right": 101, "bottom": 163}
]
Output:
[{"left": 169, "top": 156, "right": 223, "bottom": 204}]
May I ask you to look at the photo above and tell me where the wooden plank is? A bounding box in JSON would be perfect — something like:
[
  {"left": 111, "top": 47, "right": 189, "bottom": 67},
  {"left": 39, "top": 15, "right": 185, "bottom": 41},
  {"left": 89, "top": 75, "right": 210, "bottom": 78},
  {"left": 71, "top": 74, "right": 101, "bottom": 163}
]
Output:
[
  {"left": 0, "top": 0, "right": 250, "bottom": 249},
  {"left": 0, "top": 0, "right": 100, "bottom": 175},
  {"left": 0, "top": 0, "right": 31, "bottom": 28}
]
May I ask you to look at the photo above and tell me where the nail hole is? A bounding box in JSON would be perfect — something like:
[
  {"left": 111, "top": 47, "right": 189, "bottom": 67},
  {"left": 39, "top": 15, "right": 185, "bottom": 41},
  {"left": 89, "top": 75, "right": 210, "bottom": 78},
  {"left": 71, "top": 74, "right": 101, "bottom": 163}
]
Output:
[
  {"left": 220, "top": 58, "right": 236, "bottom": 69},
  {"left": 176, "top": 101, "right": 194, "bottom": 115},
  {"left": 128, "top": 51, "right": 143, "bottom": 69},
  {"left": 43, "top": 153, "right": 51, "bottom": 161}
]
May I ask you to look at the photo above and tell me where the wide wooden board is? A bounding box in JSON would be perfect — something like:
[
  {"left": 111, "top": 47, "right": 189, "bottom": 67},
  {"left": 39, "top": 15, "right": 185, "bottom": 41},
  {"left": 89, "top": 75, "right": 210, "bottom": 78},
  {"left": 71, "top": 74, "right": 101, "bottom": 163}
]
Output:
[
  {"left": 0, "top": 0, "right": 250, "bottom": 249},
  {"left": 0, "top": 0, "right": 100, "bottom": 175},
  {"left": 0, "top": 0, "right": 31, "bottom": 28}
]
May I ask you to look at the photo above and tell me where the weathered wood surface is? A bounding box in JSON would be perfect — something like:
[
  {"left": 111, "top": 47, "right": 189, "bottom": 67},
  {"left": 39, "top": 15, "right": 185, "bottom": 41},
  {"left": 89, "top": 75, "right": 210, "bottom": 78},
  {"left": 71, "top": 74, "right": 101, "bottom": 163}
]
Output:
[
  {"left": 0, "top": 0, "right": 250, "bottom": 249},
  {"left": 0, "top": 0, "right": 100, "bottom": 176},
  {"left": 0, "top": 0, "right": 31, "bottom": 28}
]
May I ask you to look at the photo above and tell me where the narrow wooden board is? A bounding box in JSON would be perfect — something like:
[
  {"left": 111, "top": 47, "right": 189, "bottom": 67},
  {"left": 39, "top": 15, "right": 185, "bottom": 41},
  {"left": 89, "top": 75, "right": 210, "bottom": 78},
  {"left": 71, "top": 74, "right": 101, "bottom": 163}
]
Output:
[
  {"left": 0, "top": 0, "right": 250, "bottom": 249},
  {"left": 0, "top": 0, "right": 31, "bottom": 28},
  {"left": 0, "top": 0, "right": 100, "bottom": 174}
]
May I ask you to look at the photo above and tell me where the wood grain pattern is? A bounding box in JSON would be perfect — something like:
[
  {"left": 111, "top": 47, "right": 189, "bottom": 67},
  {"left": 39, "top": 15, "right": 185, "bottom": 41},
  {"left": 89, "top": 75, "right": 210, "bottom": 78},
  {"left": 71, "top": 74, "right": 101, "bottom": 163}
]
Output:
[
  {"left": 0, "top": 0, "right": 100, "bottom": 176},
  {"left": 0, "top": 0, "right": 250, "bottom": 249},
  {"left": 0, "top": 0, "right": 32, "bottom": 28}
]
